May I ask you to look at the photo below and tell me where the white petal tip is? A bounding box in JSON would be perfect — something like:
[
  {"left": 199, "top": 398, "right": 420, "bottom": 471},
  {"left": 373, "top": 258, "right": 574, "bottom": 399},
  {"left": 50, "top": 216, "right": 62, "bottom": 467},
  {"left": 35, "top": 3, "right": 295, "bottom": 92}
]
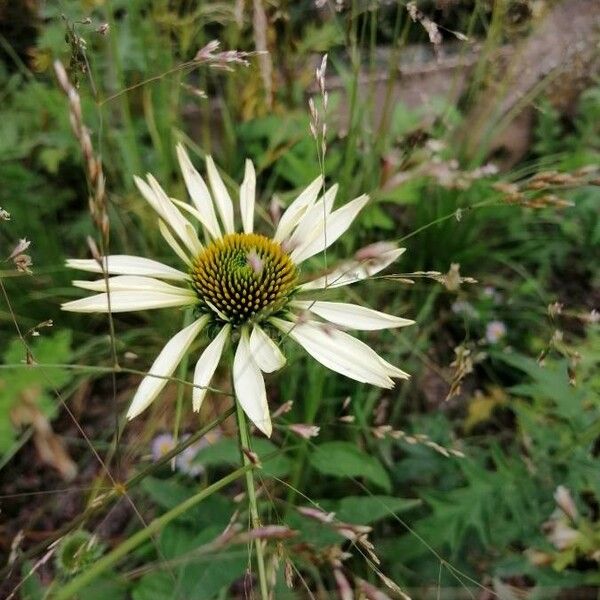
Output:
[{"left": 254, "top": 420, "right": 273, "bottom": 437}]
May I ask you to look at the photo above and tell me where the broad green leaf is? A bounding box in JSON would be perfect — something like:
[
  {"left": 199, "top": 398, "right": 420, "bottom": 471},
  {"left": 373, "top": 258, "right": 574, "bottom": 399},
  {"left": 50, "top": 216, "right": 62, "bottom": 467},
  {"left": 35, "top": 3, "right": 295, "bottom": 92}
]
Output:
[
  {"left": 326, "top": 495, "right": 421, "bottom": 525},
  {"left": 79, "top": 575, "right": 127, "bottom": 600},
  {"left": 132, "top": 572, "right": 171, "bottom": 600},
  {"left": 309, "top": 442, "right": 391, "bottom": 492},
  {"left": 0, "top": 331, "right": 73, "bottom": 454},
  {"left": 193, "top": 437, "right": 291, "bottom": 478},
  {"left": 178, "top": 549, "right": 247, "bottom": 599},
  {"left": 21, "top": 561, "right": 45, "bottom": 600},
  {"left": 141, "top": 478, "right": 233, "bottom": 529}
]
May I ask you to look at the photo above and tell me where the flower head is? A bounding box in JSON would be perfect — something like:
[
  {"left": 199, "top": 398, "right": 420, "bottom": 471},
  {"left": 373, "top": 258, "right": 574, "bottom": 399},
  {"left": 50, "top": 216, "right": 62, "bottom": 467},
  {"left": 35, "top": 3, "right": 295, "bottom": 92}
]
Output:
[
  {"left": 485, "top": 320, "right": 507, "bottom": 344},
  {"left": 63, "top": 145, "right": 413, "bottom": 436}
]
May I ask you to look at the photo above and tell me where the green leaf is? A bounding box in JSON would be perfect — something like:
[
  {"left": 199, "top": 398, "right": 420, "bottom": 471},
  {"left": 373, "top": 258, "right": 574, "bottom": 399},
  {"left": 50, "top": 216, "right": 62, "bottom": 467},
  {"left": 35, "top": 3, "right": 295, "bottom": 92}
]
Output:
[
  {"left": 141, "top": 478, "right": 234, "bottom": 529},
  {"left": 284, "top": 510, "right": 344, "bottom": 548},
  {"left": 132, "top": 548, "right": 247, "bottom": 600},
  {"left": 309, "top": 442, "right": 391, "bottom": 492},
  {"left": 328, "top": 495, "right": 421, "bottom": 525},
  {"left": 79, "top": 575, "right": 128, "bottom": 600},
  {"left": 193, "top": 437, "right": 291, "bottom": 478},
  {"left": 3, "top": 330, "right": 73, "bottom": 396},
  {"left": 140, "top": 478, "right": 190, "bottom": 511},
  {"left": 132, "top": 572, "right": 172, "bottom": 600},
  {"left": 21, "top": 561, "right": 45, "bottom": 600},
  {"left": 178, "top": 548, "right": 247, "bottom": 599},
  {"left": 0, "top": 331, "right": 73, "bottom": 454}
]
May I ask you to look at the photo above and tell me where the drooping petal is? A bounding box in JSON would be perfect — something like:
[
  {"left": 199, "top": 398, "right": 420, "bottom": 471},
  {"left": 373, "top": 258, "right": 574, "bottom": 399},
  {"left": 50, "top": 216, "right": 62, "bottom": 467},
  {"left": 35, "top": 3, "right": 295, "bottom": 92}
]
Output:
[
  {"left": 239, "top": 159, "right": 256, "bottom": 234},
  {"left": 127, "top": 316, "right": 209, "bottom": 419},
  {"left": 205, "top": 155, "right": 235, "bottom": 234},
  {"left": 298, "top": 247, "right": 405, "bottom": 291},
  {"left": 290, "top": 194, "right": 370, "bottom": 264},
  {"left": 233, "top": 330, "right": 272, "bottom": 437},
  {"left": 134, "top": 175, "right": 202, "bottom": 255},
  {"left": 175, "top": 144, "right": 221, "bottom": 239},
  {"left": 272, "top": 318, "right": 394, "bottom": 388},
  {"left": 291, "top": 300, "right": 414, "bottom": 330},
  {"left": 65, "top": 255, "right": 189, "bottom": 281},
  {"left": 61, "top": 289, "right": 196, "bottom": 313},
  {"left": 193, "top": 325, "right": 230, "bottom": 412},
  {"left": 72, "top": 275, "right": 193, "bottom": 295},
  {"left": 274, "top": 175, "right": 323, "bottom": 242},
  {"left": 285, "top": 184, "right": 338, "bottom": 252},
  {"left": 158, "top": 219, "right": 192, "bottom": 266},
  {"left": 249, "top": 325, "right": 286, "bottom": 373}
]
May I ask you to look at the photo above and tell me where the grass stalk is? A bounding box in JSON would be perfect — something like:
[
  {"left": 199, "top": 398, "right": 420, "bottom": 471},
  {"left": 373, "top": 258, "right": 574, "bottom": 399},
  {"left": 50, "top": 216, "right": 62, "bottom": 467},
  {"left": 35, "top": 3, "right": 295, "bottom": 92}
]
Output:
[
  {"left": 51, "top": 463, "right": 253, "bottom": 600},
  {"left": 0, "top": 407, "right": 235, "bottom": 581},
  {"left": 234, "top": 399, "right": 269, "bottom": 600}
]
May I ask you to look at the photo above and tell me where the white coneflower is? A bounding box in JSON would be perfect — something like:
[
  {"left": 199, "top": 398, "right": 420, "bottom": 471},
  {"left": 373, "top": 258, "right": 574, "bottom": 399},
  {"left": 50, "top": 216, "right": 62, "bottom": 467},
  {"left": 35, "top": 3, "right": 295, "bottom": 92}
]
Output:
[{"left": 62, "top": 144, "right": 413, "bottom": 437}]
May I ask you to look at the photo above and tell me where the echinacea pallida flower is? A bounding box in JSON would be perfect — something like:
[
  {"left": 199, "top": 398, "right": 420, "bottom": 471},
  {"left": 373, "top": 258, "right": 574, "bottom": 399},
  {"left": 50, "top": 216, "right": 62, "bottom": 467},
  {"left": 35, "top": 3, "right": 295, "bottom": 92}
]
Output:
[{"left": 62, "top": 144, "right": 413, "bottom": 436}]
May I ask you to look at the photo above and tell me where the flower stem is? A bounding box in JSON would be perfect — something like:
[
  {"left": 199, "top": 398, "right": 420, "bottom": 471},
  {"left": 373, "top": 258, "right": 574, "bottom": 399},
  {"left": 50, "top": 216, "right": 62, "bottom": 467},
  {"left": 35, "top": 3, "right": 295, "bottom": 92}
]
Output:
[{"left": 235, "top": 400, "right": 269, "bottom": 600}]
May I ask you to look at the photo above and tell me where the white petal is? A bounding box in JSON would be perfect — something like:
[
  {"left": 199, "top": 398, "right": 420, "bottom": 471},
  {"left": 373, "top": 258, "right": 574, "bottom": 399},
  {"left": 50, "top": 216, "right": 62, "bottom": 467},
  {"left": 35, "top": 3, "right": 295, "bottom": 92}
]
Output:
[
  {"left": 193, "top": 325, "right": 230, "bottom": 412},
  {"left": 291, "top": 194, "right": 369, "bottom": 264},
  {"left": 274, "top": 176, "right": 323, "bottom": 242},
  {"left": 249, "top": 325, "right": 286, "bottom": 373},
  {"left": 134, "top": 175, "right": 202, "bottom": 256},
  {"left": 127, "top": 316, "right": 209, "bottom": 419},
  {"left": 299, "top": 247, "right": 405, "bottom": 291},
  {"left": 61, "top": 289, "right": 195, "bottom": 313},
  {"left": 66, "top": 255, "right": 189, "bottom": 281},
  {"left": 377, "top": 355, "right": 410, "bottom": 380},
  {"left": 175, "top": 144, "right": 221, "bottom": 239},
  {"left": 206, "top": 155, "right": 235, "bottom": 234},
  {"left": 170, "top": 198, "right": 218, "bottom": 243},
  {"left": 233, "top": 331, "right": 272, "bottom": 437},
  {"left": 72, "top": 275, "right": 193, "bottom": 295},
  {"left": 285, "top": 184, "right": 337, "bottom": 252},
  {"left": 239, "top": 159, "right": 256, "bottom": 234},
  {"left": 272, "top": 318, "right": 394, "bottom": 388},
  {"left": 158, "top": 219, "right": 192, "bottom": 266},
  {"left": 291, "top": 301, "right": 414, "bottom": 330},
  {"left": 146, "top": 175, "right": 203, "bottom": 255}
]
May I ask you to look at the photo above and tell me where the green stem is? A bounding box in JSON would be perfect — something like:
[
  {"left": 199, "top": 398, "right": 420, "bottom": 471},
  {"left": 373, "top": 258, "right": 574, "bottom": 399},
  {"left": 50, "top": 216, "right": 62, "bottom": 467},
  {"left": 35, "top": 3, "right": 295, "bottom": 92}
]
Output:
[
  {"left": 52, "top": 464, "right": 253, "bottom": 600},
  {"left": 234, "top": 400, "right": 269, "bottom": 600},
  {"left": 0, "top": 408, "right": 235, "bottom": 581}
]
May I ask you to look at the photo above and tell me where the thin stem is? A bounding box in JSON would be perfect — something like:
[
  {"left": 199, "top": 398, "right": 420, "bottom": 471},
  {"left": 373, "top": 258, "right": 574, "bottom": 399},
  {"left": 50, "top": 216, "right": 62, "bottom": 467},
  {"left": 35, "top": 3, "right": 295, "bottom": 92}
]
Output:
[
  {"left": 234, "top": 399, "right": 269, "bottom": 600},
  {"left": 52, "top": 463, "right": 253, "bottom": 600},
  {"left": 0, "top": 407, "right": 235, "bottom": 581}
]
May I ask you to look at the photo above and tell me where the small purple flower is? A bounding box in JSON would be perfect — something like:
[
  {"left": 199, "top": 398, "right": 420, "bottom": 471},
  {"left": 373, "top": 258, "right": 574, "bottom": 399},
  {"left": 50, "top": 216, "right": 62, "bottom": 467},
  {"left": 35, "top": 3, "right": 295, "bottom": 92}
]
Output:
[
  {"left": 485, "top": 320, "right": 507, "bottom": 344},
  {"left": 151, "top": 431, "right": 220, "bottom": 477},
  {"left": 176, "top": 436, "right": 206, "bottom": 477},
  {"left": 451, "top": 300, "right": 478, "bottom": 319},
  {"left": 483, "top": 286, "right": 503, "bottom": 303},
  {"left": 151, "top": 433, "right": 175, "bottom": 461}
]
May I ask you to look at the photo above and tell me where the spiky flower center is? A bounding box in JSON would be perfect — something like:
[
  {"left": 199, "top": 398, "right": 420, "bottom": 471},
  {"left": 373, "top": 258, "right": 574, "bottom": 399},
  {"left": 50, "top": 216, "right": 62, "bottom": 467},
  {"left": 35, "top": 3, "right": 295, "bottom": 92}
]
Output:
[{"left": 190, "top": 233, "right": 298, "bottom": 325}]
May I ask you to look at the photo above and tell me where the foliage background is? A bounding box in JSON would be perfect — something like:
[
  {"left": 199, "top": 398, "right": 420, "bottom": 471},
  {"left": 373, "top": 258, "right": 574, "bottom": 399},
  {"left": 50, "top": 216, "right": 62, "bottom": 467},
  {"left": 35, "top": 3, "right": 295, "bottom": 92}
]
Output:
[{"left": 0, "top": 0, "right": 599, "bottom": 598}]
